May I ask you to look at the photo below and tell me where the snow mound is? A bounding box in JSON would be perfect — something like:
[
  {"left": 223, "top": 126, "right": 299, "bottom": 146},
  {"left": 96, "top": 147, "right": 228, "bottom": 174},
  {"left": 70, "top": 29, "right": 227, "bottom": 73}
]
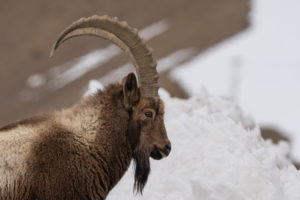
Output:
[{"left": 85, "top": 82, "right": 300, "bottom": 200}]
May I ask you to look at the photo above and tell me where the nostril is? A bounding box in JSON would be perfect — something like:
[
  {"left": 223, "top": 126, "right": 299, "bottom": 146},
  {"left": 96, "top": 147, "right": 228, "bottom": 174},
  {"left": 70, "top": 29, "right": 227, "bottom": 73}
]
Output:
[{"left": 165, "top": 143, "right": 171, "bottom": 152}]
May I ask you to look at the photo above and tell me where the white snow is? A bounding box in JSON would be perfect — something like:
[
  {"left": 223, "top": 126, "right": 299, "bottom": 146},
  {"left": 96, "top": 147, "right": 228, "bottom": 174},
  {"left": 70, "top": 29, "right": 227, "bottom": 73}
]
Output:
[
  {"left": 27, "top": 73, "right": 46, "bottom": 88},
  {"left": 138, "top": 20, "right": 170, "bottom": 41},
  {"left": 157, "top": 48, "right": 196, "bottom": 73},
  {"left": 171, "top": 0, "right": 300, "bottom": 161},
  {"left": 48, "top": 45, "right": 121, "bottom": 90},
  {"left": 83, "top": 80, "right": 104, "bottom": 97},
  {"left": 84, "top": 82, "right": 300, "bottom": 200}
]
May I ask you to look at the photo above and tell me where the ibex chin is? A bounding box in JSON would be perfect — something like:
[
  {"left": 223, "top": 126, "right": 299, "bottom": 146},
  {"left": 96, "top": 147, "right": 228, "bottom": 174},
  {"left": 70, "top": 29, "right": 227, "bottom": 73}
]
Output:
[{"left": 0, "top": 15, "right": 171, "bottom": 200}]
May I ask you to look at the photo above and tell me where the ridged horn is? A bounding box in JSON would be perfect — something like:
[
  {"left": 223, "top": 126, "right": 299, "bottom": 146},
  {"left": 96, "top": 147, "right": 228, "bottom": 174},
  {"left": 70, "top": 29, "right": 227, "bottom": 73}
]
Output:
[{"left": 50, "top": 15, "right": 159, "bottom": 98}]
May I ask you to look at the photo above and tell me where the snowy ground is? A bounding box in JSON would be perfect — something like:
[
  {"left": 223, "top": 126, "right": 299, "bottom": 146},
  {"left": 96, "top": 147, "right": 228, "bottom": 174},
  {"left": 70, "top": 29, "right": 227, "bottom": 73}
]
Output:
[
  {"left": 85, "top": 83, "right": 300, "bottom": 200},
  {"left": 171, "top": 0, "right": 300, "bottom": 161}
]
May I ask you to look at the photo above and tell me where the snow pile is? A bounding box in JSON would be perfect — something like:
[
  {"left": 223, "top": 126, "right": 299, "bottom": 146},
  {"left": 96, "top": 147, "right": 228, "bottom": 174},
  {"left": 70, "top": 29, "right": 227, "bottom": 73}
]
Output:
[
  {"left": 171, "top": 0, "right": 300, "bottom": 160},
  {"left": 85, "top": 81, "right": 300, "bottom": 200}
]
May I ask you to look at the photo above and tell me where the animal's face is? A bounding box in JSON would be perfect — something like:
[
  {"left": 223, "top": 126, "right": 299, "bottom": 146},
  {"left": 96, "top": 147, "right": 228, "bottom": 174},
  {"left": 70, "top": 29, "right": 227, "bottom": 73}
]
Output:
[
  {"left": 123, "top": 73, "right": 171, "bottom": 159},
  {"left": 123, "top": 73, "right": 171, "bottom": 193},
  {"left": 133, "top": 97, "right": 171, "bottom": 160}
]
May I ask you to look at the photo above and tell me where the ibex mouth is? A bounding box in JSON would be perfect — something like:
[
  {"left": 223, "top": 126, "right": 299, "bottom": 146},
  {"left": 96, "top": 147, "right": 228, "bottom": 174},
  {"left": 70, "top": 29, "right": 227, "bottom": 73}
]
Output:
[
  {"left": 150, "top": 149, "right": 163, "bottom": 160},
  {"left": 150, "top": 146, "right": 170, "bottom": 160}
]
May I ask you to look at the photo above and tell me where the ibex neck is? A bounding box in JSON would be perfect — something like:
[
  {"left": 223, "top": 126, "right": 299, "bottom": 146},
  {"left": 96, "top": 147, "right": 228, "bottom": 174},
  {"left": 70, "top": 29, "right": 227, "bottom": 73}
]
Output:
[{"left": 72, "top": 84, "right": 134, "bottom": 196}]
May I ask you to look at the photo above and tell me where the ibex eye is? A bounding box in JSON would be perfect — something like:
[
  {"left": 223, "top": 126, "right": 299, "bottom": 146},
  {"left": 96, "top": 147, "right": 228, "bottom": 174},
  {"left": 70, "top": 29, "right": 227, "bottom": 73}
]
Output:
[{"left": 144, "top": 111, "right": 153, "bottom": 118}]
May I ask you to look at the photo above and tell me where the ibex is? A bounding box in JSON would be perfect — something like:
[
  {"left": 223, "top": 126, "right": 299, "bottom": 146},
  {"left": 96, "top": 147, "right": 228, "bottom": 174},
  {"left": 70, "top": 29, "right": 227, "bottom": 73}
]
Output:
[{"left": 0, "top": 15, "right": 171, "bottom": 200}]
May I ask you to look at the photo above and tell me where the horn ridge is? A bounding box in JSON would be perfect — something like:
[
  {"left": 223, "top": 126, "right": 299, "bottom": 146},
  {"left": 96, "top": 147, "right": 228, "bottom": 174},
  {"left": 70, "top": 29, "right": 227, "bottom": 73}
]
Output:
[{"left": 50, "top": 15, "right": 159, "bottom": 98}]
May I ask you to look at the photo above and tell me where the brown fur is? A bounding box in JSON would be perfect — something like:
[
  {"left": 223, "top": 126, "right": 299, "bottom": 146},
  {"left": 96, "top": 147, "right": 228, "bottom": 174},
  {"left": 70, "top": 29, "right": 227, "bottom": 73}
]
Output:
[{"left": 0, "top": 74, "right": 171, "bottom": 199}]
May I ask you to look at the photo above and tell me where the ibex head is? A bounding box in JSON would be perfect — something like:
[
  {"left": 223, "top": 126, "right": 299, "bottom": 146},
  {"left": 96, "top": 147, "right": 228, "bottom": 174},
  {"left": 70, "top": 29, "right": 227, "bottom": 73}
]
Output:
[{"left": 50, "top": 15, "right": 171, "bottom": 193}]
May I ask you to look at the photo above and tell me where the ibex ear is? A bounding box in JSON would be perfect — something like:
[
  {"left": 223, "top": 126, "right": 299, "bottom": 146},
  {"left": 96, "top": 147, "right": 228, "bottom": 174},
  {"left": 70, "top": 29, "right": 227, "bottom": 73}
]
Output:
[{"left": 122, "top": 73, "right": 140, "bottom": 109}]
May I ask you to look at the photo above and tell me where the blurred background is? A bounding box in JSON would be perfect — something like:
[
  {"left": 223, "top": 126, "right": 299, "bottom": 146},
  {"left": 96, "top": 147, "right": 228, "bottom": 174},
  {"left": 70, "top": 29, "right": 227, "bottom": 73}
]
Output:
[{"left": 0, "top": 0, "right": 299, "bottom": 165}]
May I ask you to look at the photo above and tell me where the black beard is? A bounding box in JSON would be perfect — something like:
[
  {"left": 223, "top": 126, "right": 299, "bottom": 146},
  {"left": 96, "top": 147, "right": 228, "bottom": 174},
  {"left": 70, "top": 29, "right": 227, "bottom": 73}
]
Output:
[{"left": 133, "top": 145, "right": 150, "bottom": 194}]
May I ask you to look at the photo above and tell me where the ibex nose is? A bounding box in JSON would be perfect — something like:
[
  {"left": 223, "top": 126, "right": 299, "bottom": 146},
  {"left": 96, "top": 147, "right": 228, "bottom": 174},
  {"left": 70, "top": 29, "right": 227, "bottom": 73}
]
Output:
[{"left": 164, "top": 143, "right": 171, "bottom": 156}]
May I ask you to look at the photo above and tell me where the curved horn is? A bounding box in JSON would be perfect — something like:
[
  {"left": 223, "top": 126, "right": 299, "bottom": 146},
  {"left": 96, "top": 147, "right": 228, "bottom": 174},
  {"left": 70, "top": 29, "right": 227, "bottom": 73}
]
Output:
[{"left": 50, "top": 15, "right": 159, "bottom": 98}]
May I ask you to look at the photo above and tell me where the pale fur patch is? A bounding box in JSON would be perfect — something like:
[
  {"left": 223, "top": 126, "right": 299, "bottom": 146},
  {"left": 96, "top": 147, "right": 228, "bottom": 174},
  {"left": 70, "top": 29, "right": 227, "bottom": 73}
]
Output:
[
  {"left": 57, "top": 107, "right": 102, "bottom": 144},
  {"left": 0, "top": 126, "right": 38, "bottom": 188}
]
